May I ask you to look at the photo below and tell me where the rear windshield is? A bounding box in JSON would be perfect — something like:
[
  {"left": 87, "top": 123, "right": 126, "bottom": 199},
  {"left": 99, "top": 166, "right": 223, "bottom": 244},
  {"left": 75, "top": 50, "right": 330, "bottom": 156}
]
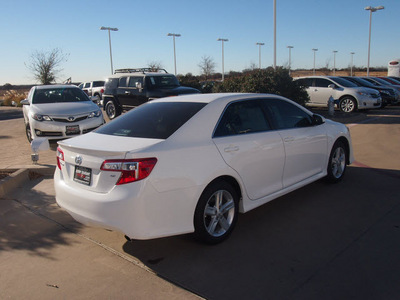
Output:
[
  {"left": 96, "top": 102, "right": 207, "bottom": 139},
  {"left": 32, "top": 87, "right": 90, "bottom": 104}
]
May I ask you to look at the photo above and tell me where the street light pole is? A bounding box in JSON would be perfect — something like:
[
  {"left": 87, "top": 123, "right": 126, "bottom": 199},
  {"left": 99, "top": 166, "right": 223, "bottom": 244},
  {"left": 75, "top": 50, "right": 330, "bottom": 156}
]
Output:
[
  {"left": 100, "top": 26, "right": 118, "bottom": 75},
  {"left": 217, "top": 38, "right": 228, "bottom": 81},
  {"left": 256, "top": 42, "right": 265, "bottom": 69},
  {"left": 365, "top": 6, "right": 384, "bottom": 76},
  {"left": 167, "top": 33, "right": 181, "bottom": 75},
  {"left": 333, "top": 50, "right": 338, "bottom": 75},
  {"left": 312, "top": 48, "right": 318, "bottom": 75},
  {"left": 287, "top": 46, "right": 293, "bottom": 75},
  {"left": 273, "top": 0, "right": 277, "bottom": 70},
  {"left": 350, "top": 52, "right": 355, "bottom": 76}
]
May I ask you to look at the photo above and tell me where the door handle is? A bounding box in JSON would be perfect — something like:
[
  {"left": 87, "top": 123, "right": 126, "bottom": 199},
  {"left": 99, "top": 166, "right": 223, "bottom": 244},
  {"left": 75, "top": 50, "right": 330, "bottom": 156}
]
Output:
[
  {"left": 284, "top": 137, "right": 295, "bottom": 142},
  {"left": 124, "top": 91, "right": 131, "bottom": 95},
  {"left": 224, "top": 146, "right": 239, "bottom": 153}
]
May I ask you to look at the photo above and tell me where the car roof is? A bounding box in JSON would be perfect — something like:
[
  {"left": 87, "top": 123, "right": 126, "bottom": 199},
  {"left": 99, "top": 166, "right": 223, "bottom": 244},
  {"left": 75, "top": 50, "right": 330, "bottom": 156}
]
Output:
[
  {"left": 107, "top": 72, "right": 175, "bottom": 79},
  {"left": 150, "top": 92, "right": 294, "bottom": 106},
  {"left": 34, "top": 84, "right": 79, "bottom": 90}
]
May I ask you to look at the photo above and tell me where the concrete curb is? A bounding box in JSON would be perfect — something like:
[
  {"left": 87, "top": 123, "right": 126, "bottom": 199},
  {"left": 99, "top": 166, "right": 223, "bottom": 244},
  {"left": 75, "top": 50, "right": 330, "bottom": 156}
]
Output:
[{"left": 0, "top": 166, "right": 55, "bottom": 199}]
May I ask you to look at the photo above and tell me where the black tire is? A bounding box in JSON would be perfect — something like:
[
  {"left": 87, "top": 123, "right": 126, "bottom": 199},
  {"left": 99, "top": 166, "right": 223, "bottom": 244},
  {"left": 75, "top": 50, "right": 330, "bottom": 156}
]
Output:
[
  {"left": 339, "top": 97, "right": 357, "bottom": 113},
  {"left": 326, "top": 141, "right": 347, "bottom": 183},
  {"left": 105, "top": 100, "right": 120, "bottom": 120},
  {"left": 25, "top": 123, "right": 32, "bottom": 143},
  {"left": 194, "top": 181, "right": 239, "bottom": 244}
]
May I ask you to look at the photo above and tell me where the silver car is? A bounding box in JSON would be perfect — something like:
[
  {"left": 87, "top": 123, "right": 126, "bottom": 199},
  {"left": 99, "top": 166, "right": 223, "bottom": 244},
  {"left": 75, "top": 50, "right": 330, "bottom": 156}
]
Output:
[
  {"left": 22, "top": 85, "right": 104, "bottom": 142},
  {"left": 295, "top": 76, "right": 382, "bottom": 113}
]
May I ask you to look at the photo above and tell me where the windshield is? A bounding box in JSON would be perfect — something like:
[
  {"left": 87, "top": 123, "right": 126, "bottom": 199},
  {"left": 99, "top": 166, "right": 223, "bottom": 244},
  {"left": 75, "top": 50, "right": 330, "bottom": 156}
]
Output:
[
  {"left": 147, "top": 75, "right": 180, "bottom": 89},
  {"left": 32, "top": 87, "right": 90, "bottom": 104},
  {"left": 96, "top": 102, "right": 207, "bottom": 139},
  {"left": 345, "top": 77, "right": 376, "bottom": 88},
  {"left": 331, "top": 77, "right": 358, "bottom": 87}
]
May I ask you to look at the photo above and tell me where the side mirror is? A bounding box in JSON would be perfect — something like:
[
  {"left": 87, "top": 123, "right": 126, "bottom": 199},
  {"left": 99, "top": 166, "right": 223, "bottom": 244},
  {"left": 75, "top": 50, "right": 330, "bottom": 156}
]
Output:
[
  {"left": 136, "top": 82, "right": 143, "bottom": 92},
  {"left": 20, "top": 99, "right": 29, "bottom": 105},
  {"left": 312, "top": 114, "right": 325, "bottom": 125},
  {"left": 328, "top": 84, "right": 336, "bottom": 89}
]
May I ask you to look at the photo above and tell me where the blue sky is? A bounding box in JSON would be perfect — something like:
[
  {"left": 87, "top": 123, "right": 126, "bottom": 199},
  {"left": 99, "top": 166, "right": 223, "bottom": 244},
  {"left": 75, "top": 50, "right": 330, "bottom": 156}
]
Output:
[{"left": 0, "top": 0, "right": 398, "bottom": 85}]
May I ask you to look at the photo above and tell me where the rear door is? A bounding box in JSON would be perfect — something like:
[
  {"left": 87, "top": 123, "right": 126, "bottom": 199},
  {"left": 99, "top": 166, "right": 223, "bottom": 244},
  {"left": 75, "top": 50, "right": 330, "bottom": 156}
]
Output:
[
  {"left": 117, "top": 76, "right": 146, "bottom": 108},
  {"left": 213, "top": 99, "right": 285, "bottom": 200}
]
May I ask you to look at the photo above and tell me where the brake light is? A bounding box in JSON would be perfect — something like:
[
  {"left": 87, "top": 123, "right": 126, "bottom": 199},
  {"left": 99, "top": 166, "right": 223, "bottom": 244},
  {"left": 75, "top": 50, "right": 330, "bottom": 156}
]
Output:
[
  {"left": 101, "top": 88, "right": 104, "bottom": 93},
  {"left": 100, "top": 158, "right": 157, "bottom": 185},
  {"left": 57, "top": 147, "right": 64, "bottom": 170}
]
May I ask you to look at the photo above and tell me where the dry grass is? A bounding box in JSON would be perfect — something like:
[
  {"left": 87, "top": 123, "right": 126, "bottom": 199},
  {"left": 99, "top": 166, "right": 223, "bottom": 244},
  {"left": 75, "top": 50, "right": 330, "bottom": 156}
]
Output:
[{"left": 0, "top": 90, "right": 28, "bottom": 107}]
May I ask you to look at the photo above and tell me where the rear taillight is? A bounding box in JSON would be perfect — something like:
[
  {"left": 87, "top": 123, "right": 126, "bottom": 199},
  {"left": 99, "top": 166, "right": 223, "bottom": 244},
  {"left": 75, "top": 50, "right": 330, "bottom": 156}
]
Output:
[
  {"left": 101, "top": 88, "right": 104, "bottom": 93},
  {"left": 57, "top": 147, "right": 64, "bottom": 170},
  {"left": 100, "top": 158, "right": 157, "bottom": 185}
]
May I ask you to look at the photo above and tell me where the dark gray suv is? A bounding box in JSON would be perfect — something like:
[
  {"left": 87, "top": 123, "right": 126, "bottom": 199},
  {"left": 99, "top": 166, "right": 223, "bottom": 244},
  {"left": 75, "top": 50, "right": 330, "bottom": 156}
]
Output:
[{"left": 102, "top": 68, "right": 200, "bottom": 119}]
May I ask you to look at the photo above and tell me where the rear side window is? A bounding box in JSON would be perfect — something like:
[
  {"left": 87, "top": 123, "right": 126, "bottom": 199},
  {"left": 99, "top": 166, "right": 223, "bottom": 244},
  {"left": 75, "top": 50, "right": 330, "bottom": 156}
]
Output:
[
  {"left": 214, "top": 100, "right": 271, "bottom": 137},
  {"left": 96, "top": 102, "right": 206, "bottom": 139}
]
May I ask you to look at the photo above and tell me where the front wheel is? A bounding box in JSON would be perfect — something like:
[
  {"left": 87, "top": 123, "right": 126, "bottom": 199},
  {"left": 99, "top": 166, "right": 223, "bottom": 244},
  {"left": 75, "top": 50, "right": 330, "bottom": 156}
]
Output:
[
  {"left": 25, "top": 123, "right": 33, "bottom": 143},
  {"left": 105, "top": 101, "right": 120, "bottom": 120},
  {"left": 339, "top": 97, "right": 357, "bottom": 113},
  {"left": 194, "top": 181, "right": 239, "bottom": 244},
  {"left": 326, "top": 141, "right": 347, "bottom": 183}
]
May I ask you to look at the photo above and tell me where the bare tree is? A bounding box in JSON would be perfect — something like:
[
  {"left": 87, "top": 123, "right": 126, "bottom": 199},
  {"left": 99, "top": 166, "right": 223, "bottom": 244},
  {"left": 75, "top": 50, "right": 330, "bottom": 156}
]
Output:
[
  {"left": 198, "top": 55, "right": 216, "bottom": 80},
  {"left": 147, "top": 61, "right": 164, "bottom": 71},
  {"left": 26, "top": 48, "right": 69, "bottom": 84}
]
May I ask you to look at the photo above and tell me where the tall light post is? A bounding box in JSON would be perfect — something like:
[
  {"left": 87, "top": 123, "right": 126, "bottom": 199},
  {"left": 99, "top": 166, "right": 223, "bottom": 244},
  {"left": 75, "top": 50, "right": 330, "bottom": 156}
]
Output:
[
  {"left": 273, "top": 0, "right": 277, "bottom": 70},
  {"left": 333, "top": 50, "right": 338, "bottom": 75},
  {"left": 312, "top": 48, "right": 318, "bottom": 75},
  {"left": 256, "top": 42, "right": 265, "bottom": 69},
  {"left": 287, "top": 46, "right": 293, "bottom": 75},
  {"left": 350, "top": 52, "right": 355, "bottom": 76},
  {"left": 365, "top": 6, "right": 384, "bottom": 76},
  {"left": 100, "top": 26, "right": 118, "bottom": 74},
  {"left": 167, "top": 33, "right": 181, "bottom": 75},
  {"left": 217, "top": 38, "right": 228, "bottom": 81}
]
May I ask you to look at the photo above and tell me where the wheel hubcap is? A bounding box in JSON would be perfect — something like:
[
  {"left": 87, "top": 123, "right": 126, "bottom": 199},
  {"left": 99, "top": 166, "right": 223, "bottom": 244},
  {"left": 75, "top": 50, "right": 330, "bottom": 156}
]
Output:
[
  {"left": 107, "top": 103, "right": 115, "bottom": 118},
  {"left": 203, "top": 190, "right": 235, "bottom": 237},
  {"left": 331, "top": 147, "right": 346, "bottom": 179},
  {"left": 341, "top": 99, "right": 354, "bottom": 113}
]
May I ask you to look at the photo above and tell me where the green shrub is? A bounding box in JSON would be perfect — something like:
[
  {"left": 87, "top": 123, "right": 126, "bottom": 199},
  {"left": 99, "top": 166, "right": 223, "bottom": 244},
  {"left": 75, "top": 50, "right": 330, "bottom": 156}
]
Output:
[{"left": 213, "top": 67, "right": 309, "bottom": 105}]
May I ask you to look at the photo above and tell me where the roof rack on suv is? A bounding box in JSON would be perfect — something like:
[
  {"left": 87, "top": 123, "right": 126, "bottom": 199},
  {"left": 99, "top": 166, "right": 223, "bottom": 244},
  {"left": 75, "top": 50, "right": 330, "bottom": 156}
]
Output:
[{"left": 114, "top": 68, "right": 169, "bottom": 74}]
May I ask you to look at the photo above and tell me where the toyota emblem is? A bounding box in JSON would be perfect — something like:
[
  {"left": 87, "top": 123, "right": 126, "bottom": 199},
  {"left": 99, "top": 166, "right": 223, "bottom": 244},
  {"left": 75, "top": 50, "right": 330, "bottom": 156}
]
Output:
[
  {"left": 75, "top": 155, "right": 82, "bottom": 165},
  {"left": 68, "top": 116, "right": 75, "bottom": 122}
]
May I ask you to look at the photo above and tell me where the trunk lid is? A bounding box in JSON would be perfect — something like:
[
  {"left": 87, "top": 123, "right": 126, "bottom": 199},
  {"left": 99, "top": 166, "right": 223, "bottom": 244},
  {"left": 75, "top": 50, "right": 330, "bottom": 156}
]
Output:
[{"left": 57, "top": 132, "right": 163, "bottom": 193}]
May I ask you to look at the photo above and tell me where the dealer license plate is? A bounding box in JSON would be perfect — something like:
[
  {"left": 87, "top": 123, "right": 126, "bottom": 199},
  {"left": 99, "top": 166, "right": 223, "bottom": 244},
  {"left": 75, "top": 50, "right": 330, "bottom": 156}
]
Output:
[
  {"left": 74, "top": 166, "right": 91, "bottom": 185},
  {"left": 66, "top": 125, "right": 80, "bottom": 135}
]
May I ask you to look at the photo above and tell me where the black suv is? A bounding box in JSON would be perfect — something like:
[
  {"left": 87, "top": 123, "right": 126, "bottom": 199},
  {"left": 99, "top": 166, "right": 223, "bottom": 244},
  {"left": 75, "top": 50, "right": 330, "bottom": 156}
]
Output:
[{"left": 102, "top": 68, "right": 200, "bottom": 119}]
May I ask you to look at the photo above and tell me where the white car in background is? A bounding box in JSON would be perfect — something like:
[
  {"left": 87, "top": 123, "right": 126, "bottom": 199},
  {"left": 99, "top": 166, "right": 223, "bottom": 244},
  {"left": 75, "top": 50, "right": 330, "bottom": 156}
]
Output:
[
  {"left": 295, "top": 76, "right": 382, "bottom": 113},
  {"left": 54, "top": 93, "right": 353, "bottom": 244},
  {"left": 21, "top": 85, "right": 104, "bottom": 142}
]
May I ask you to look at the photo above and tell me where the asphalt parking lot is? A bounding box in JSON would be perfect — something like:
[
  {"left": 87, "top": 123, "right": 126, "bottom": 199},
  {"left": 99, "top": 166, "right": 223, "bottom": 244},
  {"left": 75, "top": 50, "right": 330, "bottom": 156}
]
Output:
[{"left": 1, "top": 106, "right": 400, "bottom": 299}]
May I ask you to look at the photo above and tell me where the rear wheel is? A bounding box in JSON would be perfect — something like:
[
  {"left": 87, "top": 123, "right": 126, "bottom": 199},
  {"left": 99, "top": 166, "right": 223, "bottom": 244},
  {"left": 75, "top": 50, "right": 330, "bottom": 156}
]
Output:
[
  {"left": 194, "top": 181, "right": 239, "bottom": 244},
  {"left": 339, "top": 97, "right": 357, "bottom": 113},
  {"left": 105, "top": 101, "right": 120, "bottom": 119},
  {"left": 326, "top": 141, "right": 347, "bottom": 183}
]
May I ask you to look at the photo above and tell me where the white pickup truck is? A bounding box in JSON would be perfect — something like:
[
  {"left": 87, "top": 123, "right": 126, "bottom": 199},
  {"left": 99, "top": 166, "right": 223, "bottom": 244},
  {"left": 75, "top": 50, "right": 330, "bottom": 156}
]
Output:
[{"left": 78, "top": 81, "right": 105, "bottom": 104}]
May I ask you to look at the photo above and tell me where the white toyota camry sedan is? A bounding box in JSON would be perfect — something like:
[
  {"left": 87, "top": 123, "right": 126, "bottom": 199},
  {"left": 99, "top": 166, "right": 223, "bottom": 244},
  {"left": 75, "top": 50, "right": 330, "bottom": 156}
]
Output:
[{"left": 55, "top": 93, "right": 353, "bottom": 244}]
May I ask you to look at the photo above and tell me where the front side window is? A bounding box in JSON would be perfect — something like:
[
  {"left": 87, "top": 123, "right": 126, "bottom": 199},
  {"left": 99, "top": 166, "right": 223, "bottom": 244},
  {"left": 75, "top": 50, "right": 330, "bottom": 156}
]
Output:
[
  {"left": 128, "top": 77, "right": 144, "bottom": 88},
  {"left": 214, "top": 100, "right": 271, "bottom": 137},
  {"left": 96, "top": 102, "right": 206, "bottom": 139},
  {"left": 147, "top": 75, "right": 180, "bottom": 88},
  {"left": 262, "top": 99, "right": 313, "bottom": 130},
  {"left": 32, "top": 88, "right": 90, "bottom": 104},
  {"left": 314, "top": 78, "right": 333, "bottom": 88}
]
